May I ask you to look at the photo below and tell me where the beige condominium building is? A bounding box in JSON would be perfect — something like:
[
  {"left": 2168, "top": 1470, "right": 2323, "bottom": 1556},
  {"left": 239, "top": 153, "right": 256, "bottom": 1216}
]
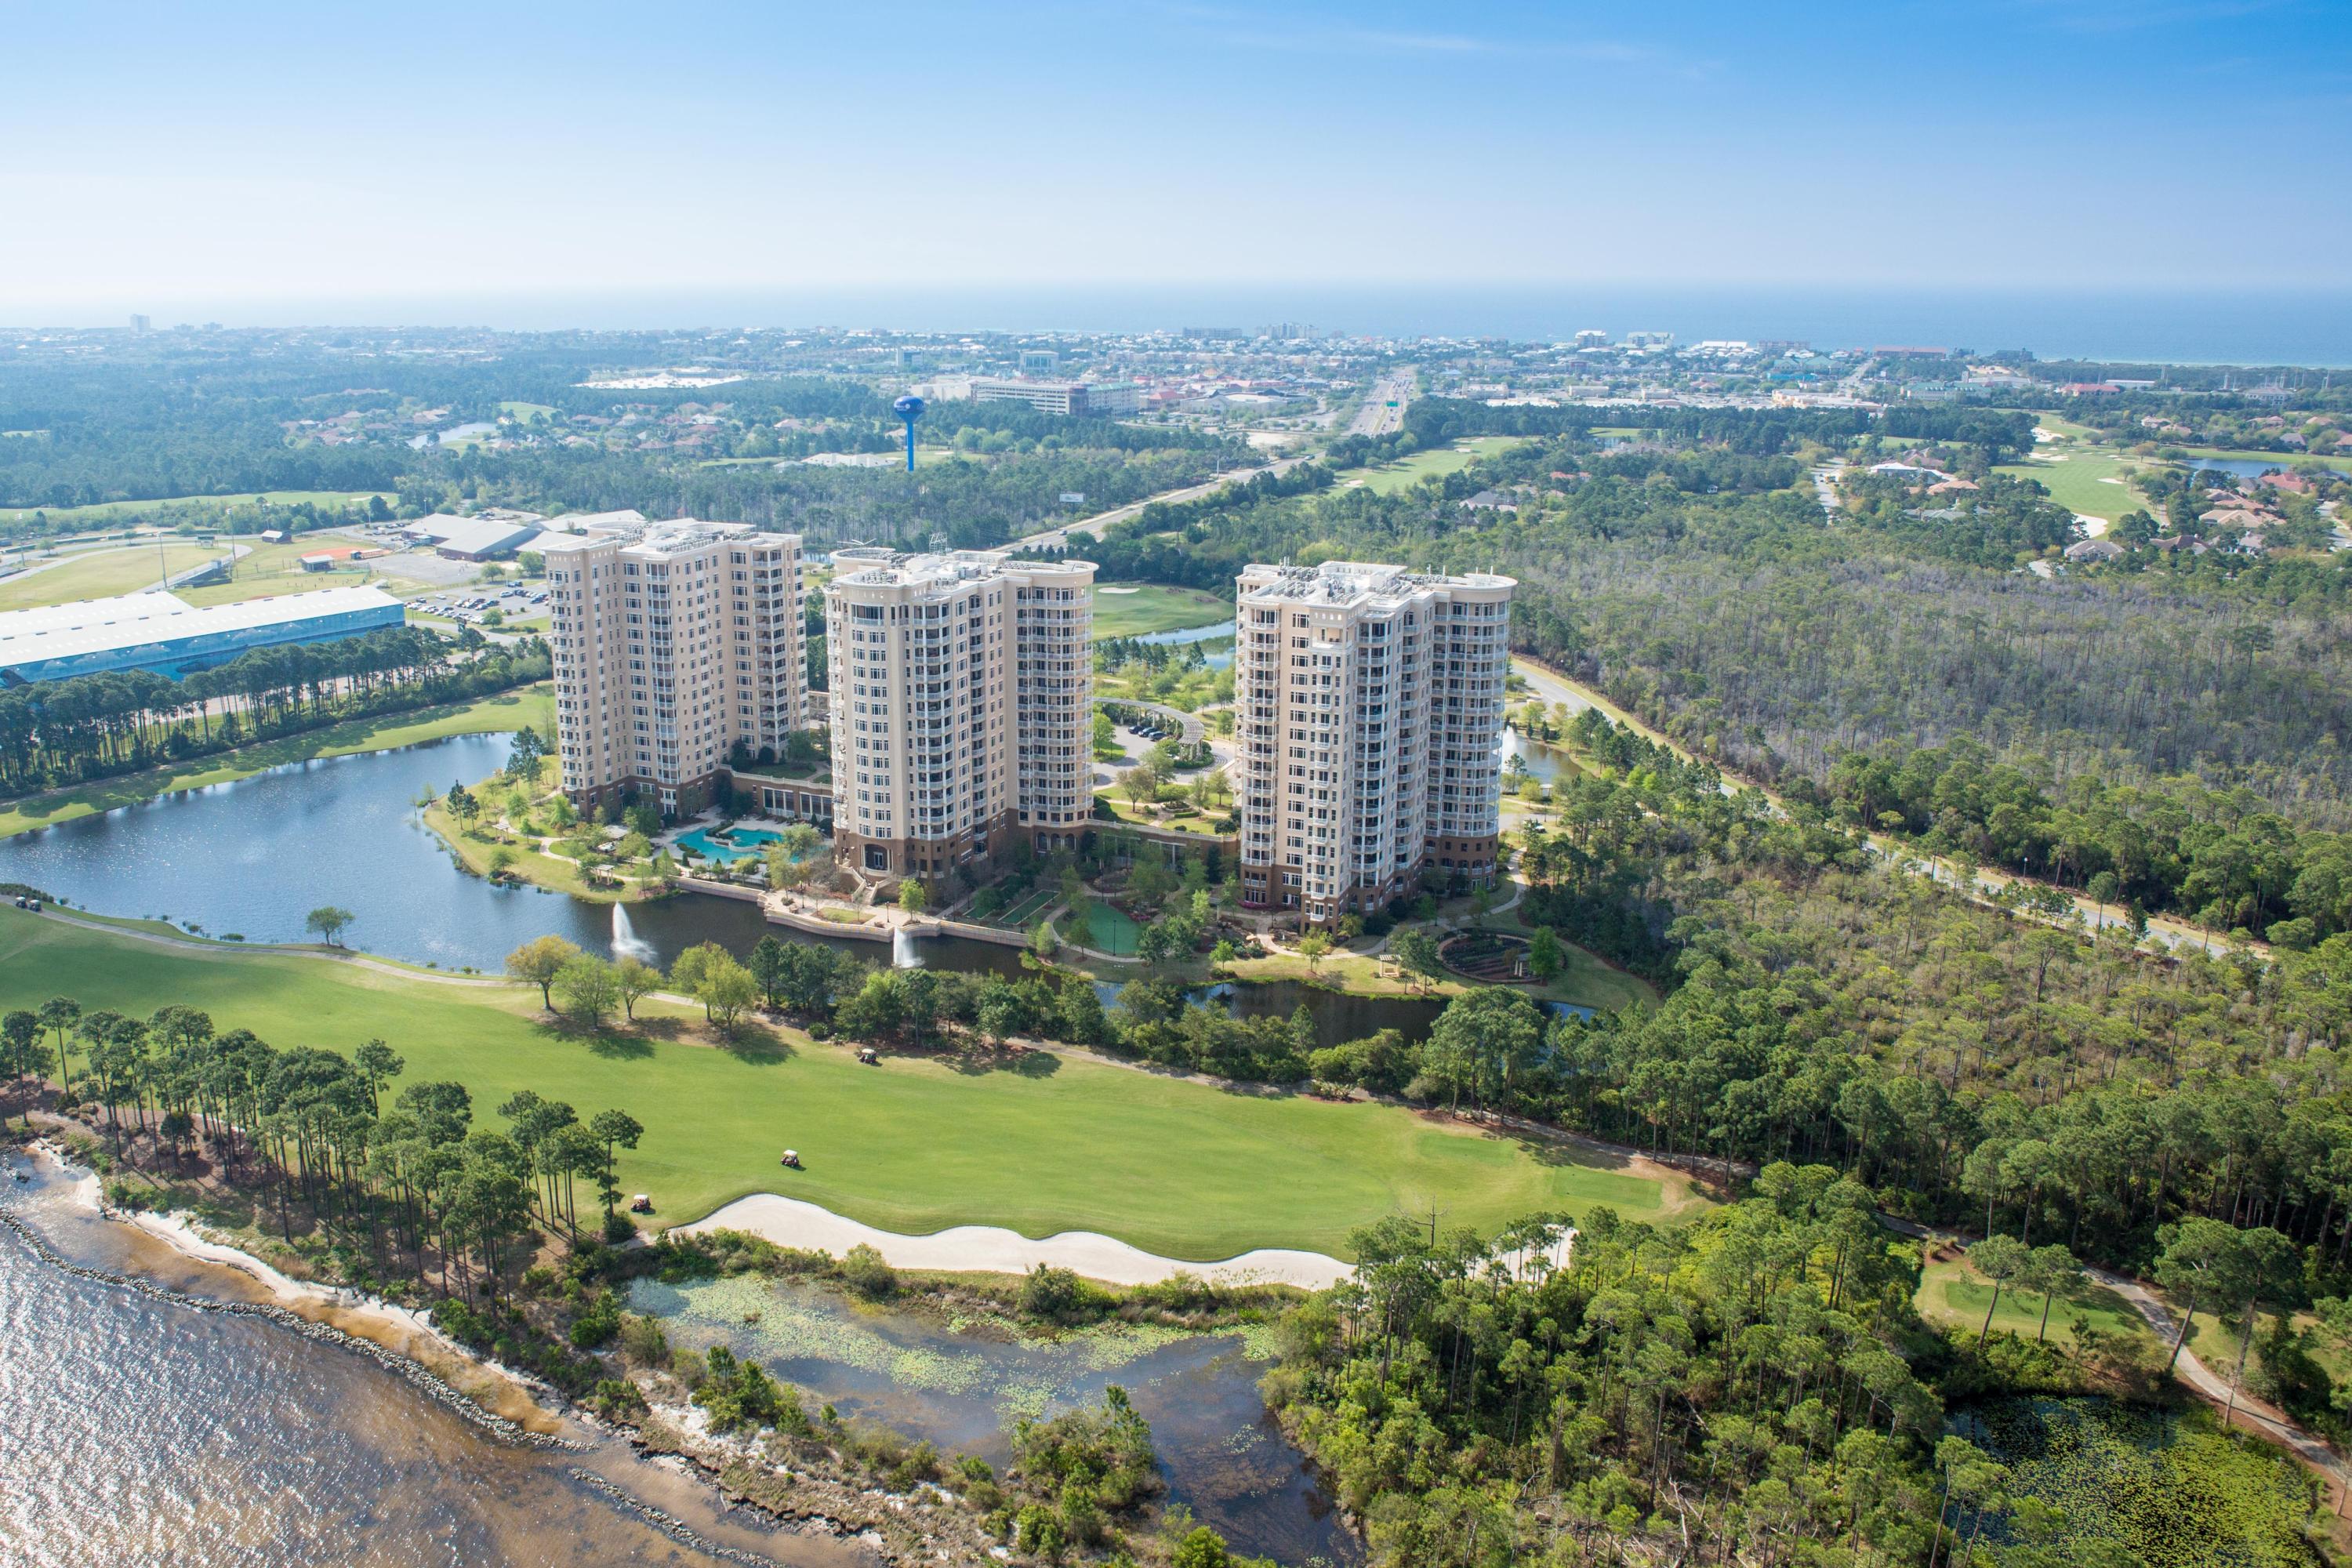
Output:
[
  {"left": 543, "top": 519, "right": 806, "bottom": 815},
  {"left": 825, "top": 548, "right": 1094, "bottom": 888},
  {"left": 1233, "top": 561, "right": 1515, "bottom": 922}
]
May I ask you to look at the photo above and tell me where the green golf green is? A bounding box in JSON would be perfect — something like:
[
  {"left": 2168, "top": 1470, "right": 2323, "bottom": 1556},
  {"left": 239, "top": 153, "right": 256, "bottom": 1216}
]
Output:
[{"left": 0, "top": 910, "right": 1687, "bottom": 1260}]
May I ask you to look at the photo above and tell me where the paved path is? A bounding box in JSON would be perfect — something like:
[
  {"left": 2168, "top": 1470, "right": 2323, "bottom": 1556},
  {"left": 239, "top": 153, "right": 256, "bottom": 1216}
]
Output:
[
  {"left": 1886, "top": 1216, "right": 2349, "bottom": 1504},
  {"left": 25, "top": 906, "right": 510, "bottom": 987},
  {"left": 1103, "top": 699, "right": 1204, "bottom": 745},
  {"left": 1508, "top": 656, "right": 2255, "bottom": 961}
]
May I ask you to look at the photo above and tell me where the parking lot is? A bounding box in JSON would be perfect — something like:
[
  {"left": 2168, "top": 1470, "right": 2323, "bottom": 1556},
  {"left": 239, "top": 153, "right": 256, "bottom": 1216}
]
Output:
[{"left": 411, "top": 581, "right": 548, "bottom": 627}]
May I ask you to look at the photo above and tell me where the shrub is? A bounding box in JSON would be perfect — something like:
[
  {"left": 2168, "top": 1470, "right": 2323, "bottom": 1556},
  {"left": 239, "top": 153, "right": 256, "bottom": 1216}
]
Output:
[
  {"left": 590, "top": 1377, "right": 648, "bottom": 1419},
  {"left": 1015, "top": 1504, "right": 1065, "bottom": 1561},
  {"left": 616, "top": 1312, "right": 672, "bottom": 1369},
  {"left": 839, "top": 1242, "right": 898, "bottom": 1300},
  {"left": 603, "top": 1211, "right": 637, "bottom": 1243},
  {"left": 1019, "top": 1265, "right": 1112, "bottom": 1325}
]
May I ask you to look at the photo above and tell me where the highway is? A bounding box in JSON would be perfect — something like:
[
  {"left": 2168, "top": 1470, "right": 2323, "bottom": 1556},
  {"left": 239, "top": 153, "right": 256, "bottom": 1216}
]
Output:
[
  {"left": 1345, "top": 371, "right": 1415, "bottom": 438},
  {"left": 1007, "top": 373, "right": 1414, "bottom": 556},
  {"left": 1011, "top": 454, "right": 1316, "bottom": 554}
]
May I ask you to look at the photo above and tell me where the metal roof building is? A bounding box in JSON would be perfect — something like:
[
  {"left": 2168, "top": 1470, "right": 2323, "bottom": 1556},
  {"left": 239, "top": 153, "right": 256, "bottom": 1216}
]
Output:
[
  {"left": 0, "top": 586, "right": 408, "bottom": 685},
  {"left": 432, "top": 518, "right": 544, "bottom": 560}
]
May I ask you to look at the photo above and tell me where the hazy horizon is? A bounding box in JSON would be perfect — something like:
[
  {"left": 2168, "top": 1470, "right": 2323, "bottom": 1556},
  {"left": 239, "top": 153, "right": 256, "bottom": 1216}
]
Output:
[{"left": 5, "top": 1, "right": 2348, "bottom": 326}]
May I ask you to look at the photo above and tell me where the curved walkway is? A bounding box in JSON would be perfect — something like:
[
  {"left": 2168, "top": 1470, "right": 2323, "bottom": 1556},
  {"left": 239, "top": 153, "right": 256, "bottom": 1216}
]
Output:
[
  {"left": 678, "top": 1192, "right": 1352, "bottom": 1289},
  {"left": 1886, "top": 1216, "right": 2349, "bottom": 1504},
  {"left": 24, "top": 907, "right": 510, "bottom": 986}
]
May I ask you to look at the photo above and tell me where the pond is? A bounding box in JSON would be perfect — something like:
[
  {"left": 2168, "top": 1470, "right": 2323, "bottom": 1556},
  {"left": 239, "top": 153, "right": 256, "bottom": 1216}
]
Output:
[
  {"left": 0, "top": 735, "right": 1011, "bottom": 976},
  {"left": 1131, "top": 619, "right": 1236, "bottom": 648},
  {"left": 629, "top": 1272, "right": 1359, "bottom": 1566},
  {"left": 1501, "top": 728, "right": 1575, "bottom": 787},
  {"left": 1950, "top": 1395, "right": 2325, "bottom": 1566},
  {"left": 2184, "top": 456, "right": 2291, "bottom": 482}
]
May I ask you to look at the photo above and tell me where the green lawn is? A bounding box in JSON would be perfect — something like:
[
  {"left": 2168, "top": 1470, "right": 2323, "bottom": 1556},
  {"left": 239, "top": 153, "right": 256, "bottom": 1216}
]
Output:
[
  {"left": 1, "top": 491, "right": 391, "bottom": 529},
  {"left": 0, "top": 909, "right": 1680, "bottom": 1261},
  {"left": 1341, "top": 436, "right": 1519, "bottom": 497},
  {"left": 1918, "top": 1254, "right": 2151, "bottom": 1348},
  {"left": 0, "top": 543, "right": 228, "bottom": 612},
  {"left": 1995, "top": 450, "right": 2150, "bottom": 523},
  {"left": 1091, "top": 583, "right": 1232, "bottom": 641},
  {"left": 0, "top": 684, "right": 554, "bottom": 840},
  {"left": 175, "top": 535, "right": 377, "bottom": 607}
]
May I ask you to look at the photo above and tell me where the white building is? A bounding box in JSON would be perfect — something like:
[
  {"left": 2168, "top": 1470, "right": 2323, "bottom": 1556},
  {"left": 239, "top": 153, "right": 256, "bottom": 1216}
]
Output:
[
  {"left": 969, "top": 378, "right": 1142, "bottom": 417},
  {"left": 824, "top": 548, "right": 1094, "bottom": 887},
  {"left": 543, "top": 519, "right": 806, "bottom": 815},
  {"left": 1232, "top": 561, "right": 1515, "bottom": 922}
]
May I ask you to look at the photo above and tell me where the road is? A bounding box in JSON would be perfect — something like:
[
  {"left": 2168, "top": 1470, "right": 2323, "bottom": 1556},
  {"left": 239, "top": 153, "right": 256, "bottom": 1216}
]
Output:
[
  {"left": 1345, "top": 371, "right": 1416, "bottom": 439},
  {"left": 1011, "top": 455, "right": 1315, "bottom": 554},
  {"left": 1007, "top": 370, "right": 1410, "bottom": 557},
  {"left": 1508, "top": 655, "right": 2250, "bottom": 960}
]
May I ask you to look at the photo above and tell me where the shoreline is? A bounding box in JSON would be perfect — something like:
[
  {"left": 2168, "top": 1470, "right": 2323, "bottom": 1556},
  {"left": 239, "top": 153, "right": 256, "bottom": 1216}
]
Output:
[
  {"left": 1, "top": 1137, "right": 1327, "bottom": 1568},
  {"left": 0, "top": 1141, "right": 961, "bottom": 1566},
  {"left": 0, "top": 684, "right": 551, "bottom": 844},
  {"left": 0, "top": 1142, "right": 581, "bottom": 1450}
]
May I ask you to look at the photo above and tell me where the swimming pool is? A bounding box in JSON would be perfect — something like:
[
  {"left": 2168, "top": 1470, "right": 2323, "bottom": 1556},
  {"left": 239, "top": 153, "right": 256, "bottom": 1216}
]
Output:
[{"left": 673, "top": 825, "right": 786, "bottom": 862}]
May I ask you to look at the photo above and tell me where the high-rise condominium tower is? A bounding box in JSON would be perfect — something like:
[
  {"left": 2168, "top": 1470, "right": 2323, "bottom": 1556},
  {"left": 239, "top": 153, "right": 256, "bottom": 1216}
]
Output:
[
  {"left": 543, "top": 520, "right": 805, "bottom": 815},
  {"left": 1232, "top": 561, "right": 1515, "bottom": 922},
  {"left": 825, "top": 548, "right": 1094, "bottom": 887}
]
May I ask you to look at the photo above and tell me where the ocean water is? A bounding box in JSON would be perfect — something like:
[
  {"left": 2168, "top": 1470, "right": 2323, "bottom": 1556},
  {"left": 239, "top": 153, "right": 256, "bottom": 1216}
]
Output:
[{"left": 145, "top": 285, "right": 2352, "bottom": 367}]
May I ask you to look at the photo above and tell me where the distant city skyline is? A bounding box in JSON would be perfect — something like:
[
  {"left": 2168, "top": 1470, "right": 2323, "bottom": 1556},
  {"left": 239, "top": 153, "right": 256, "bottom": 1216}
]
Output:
[{"left": 4, "top": 0, "right": 2348, "bottom": 324}]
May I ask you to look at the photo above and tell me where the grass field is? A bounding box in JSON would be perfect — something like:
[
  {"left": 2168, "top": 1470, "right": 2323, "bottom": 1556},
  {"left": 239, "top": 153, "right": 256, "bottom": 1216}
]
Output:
[
  {"left": 1916, "top": 1253, "right": 2151, "bottom": 1348},
  {"left": 0, "top": 909, "right": 1690, "bottom": 1259},
  {"left": 1344, "top": 436, "right": 1519, "bottom": 496},
  {"left": 1, "top": 491, "right": 391, "bottom": 529},
  {"left": 0, "top": 543, "right": 227, "bottom": 612},
  {"left": 1091, "top": 583, "right": 1232, "bottom": 641},
  {"left": 0, "top": 684, "right": 554, "bottom": 841},
  {"left": 1996, "top": 450, "right": 2150, "bottom": 522},
  {"left": 175, "top": 535, "right": 378, "bottom": 607}
]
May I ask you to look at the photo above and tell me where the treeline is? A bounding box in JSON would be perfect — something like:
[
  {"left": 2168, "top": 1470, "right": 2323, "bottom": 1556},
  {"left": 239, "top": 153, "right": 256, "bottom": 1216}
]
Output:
[
  {"left": 0, "top": 629, "right": 548, "bottom": 797},
  {"left": 1099, "top": 418, "right": 2352, "bottom": 831},
  {"left": 441, "top": 441, "right": 1225, "bottom": 550},
  {"left": 1842, "top": 470, "right": 2078, "bottom": 567},
  {"left": 1403, "top": 398, "right": 2037, "bottom": 459},
  {"left": 2, "top": 995, "right": 641, "bottom": 1299},
  {"left": 1810, "top": 731, "right": 2352, "bottom": 942},
  {"left": 1485, "top": 715, "right": 2352, "bottom": 1294},
  {"left": 1269, "top": 1181, "right": 1961, "bottom": 1567}
]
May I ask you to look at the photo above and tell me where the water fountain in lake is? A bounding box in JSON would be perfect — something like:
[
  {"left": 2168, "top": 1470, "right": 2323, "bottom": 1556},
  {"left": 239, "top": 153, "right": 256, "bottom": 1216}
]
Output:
[
  {"left": 611, "top": 904, "right": 657, "bottom": 962},
  {"left": 891, "top": 927, "right": 920, "bottom": 968}
]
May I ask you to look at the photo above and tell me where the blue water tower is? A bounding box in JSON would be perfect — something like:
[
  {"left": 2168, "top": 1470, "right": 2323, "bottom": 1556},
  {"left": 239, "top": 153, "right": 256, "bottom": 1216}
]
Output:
[{"left": 893, "top": 394, "right": 926, "bottom": 471}]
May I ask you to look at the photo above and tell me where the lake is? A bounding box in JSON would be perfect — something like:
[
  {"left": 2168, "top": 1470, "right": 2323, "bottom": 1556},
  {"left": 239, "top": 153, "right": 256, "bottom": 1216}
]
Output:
[
  {"left": 0, "top": 739, "right": 1483, "bottom": 1040},
  {"left": 1129, "top": 621, "right": 1236, "bottom": 670},
  {"left": 0, "top": 734, "right": 1011, "bottom": 976}
]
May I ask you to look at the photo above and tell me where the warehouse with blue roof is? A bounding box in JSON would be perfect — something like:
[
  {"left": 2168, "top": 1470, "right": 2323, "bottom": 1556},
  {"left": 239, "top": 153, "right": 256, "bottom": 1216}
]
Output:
[{"left": 0, "top": 585, "right": 408, "bottom": 685}]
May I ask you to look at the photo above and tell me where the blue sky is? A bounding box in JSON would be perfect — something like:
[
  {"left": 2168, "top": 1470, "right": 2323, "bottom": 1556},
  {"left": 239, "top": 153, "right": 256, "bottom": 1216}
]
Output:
[{"left": 3, "top": 1, "right": 2347, "bottom": 320}]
